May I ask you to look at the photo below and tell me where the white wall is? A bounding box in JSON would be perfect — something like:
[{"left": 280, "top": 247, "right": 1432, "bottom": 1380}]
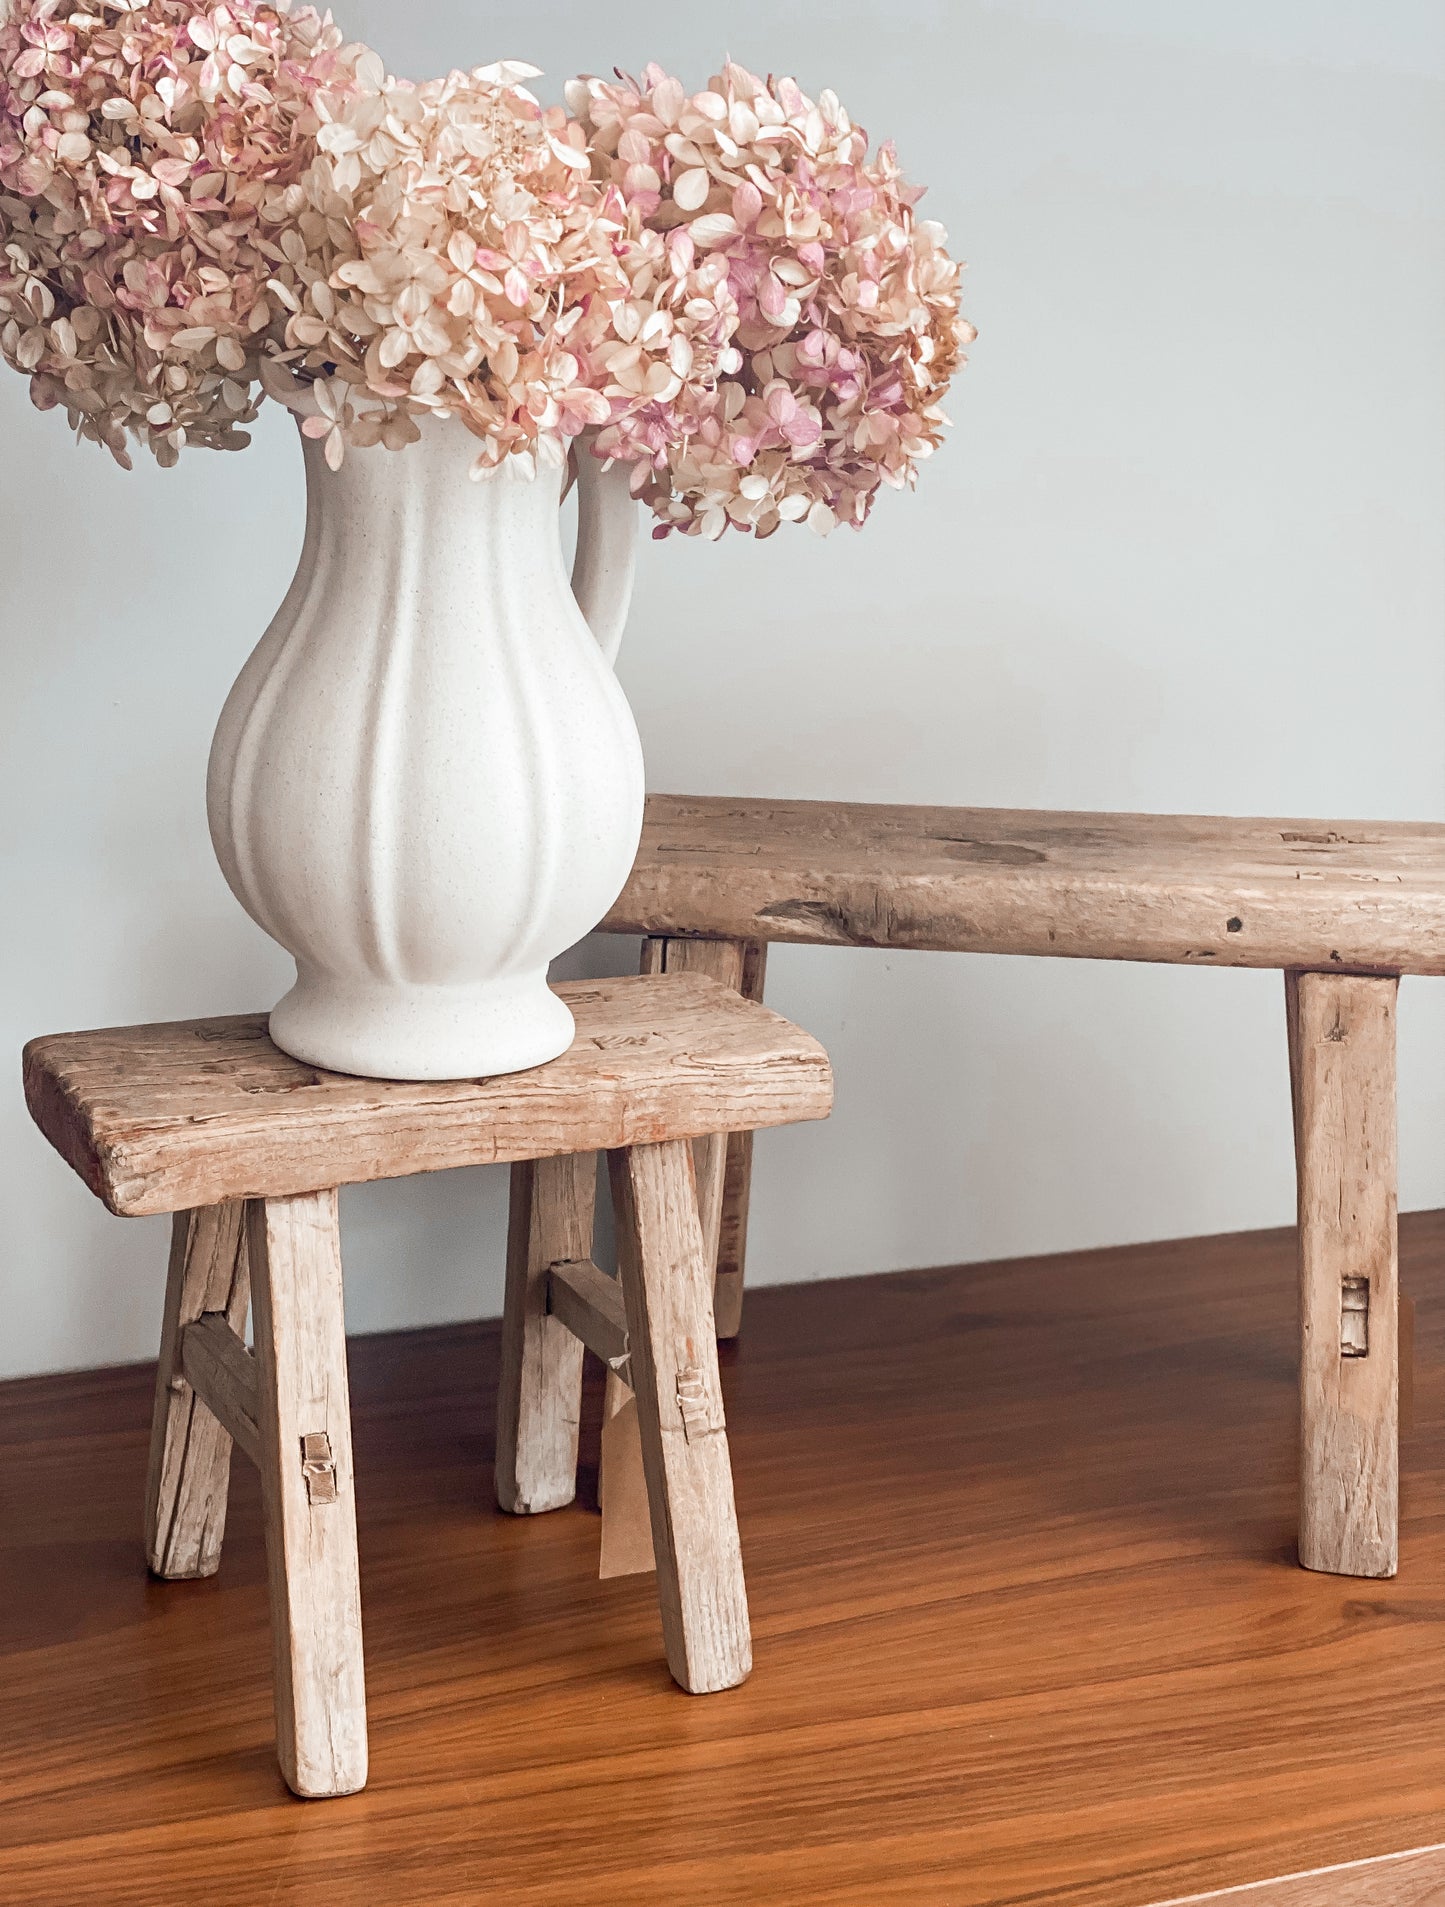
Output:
[{"left": 2, "top": 1, "right": 1443, "bottom": 1378}]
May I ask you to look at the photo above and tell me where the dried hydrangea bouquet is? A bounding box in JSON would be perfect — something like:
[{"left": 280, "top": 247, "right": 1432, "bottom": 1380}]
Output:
[{"left": 0, "top": 0, "right": 971, "bottom": 1079}]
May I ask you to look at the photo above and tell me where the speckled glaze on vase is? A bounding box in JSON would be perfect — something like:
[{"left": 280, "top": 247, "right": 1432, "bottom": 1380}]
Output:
[{"left": 207, "top": 415, "right": 644, "bottom": 1081}]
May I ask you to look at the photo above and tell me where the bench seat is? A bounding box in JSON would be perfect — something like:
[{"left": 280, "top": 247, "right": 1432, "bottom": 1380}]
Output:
[
  {"left": 603, "top": 795, "right": 1445, "bottom": 973},
  {"left": 600, "top": 792, "right": 1429, "bottom": 1585}
]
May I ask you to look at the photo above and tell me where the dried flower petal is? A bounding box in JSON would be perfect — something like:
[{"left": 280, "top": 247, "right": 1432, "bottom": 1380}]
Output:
[
  {"left": 0, "top": 0, "right": 360, "bottom": 463},
  {"left": 572, "top": 58, "right": 973, "bottom": 536},
  {"left": 1, "top": 12, "right": 969, "bottom": 513}
]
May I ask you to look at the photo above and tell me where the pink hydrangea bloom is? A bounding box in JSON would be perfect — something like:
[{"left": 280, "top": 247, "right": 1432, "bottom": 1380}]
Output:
[
  {"left": 0, "top": 0, "right": 358, "bottom": 466},
  {"left": 0, "top": 13, "right": 971, "bottom": 512},
  {"left": 259, "top": 56, "right": 742, "bottom": 476},
  {"left": 569, "top": 59, "right": 974, "bottom": 537}
]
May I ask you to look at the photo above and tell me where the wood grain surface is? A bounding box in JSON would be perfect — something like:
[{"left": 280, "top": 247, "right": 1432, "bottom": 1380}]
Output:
[
  {"left": 638, "top": 935, "right": 749, "bottom": 1315},
  {"left": 602, "top": 794, "right": 1445, "bottom": 972},
  {"left": 1158, "top": 1842, "right": 1445, "bottom": 1904},
  {"left": 494, "top": 1152, "right": 596, "bottom": 1518},
  {"left": 247, "top": 1190, "right": 367, "bottom": 1797},
  {"left": 143, "top": 1203, "right": 250, "bottom": 1579},
  {"left": 1293, "top": 975, "right": 1399, "bottom": 1578},
  {"left": 4, "top": 1217, "right": 1445, "bottom": 1901},
  {"left": 640, "top": 933, "right": 770, "bottom": 1338},
  {"left": 22, "top": 973, "right": 834, "bottom": 1217},
  {"left": 610, "top": 1138, "right": 751, "bottom": 1693}
]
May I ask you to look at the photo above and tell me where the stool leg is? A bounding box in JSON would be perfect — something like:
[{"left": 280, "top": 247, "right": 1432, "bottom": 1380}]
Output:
[
  {"left": 248, "top": 1190, "right": 367, "bottom": 1798},
  {"left": 1291, "top": 971, "right": 1399, "bottom": 1579},
  {"left": 496, "top": 1153, "right": 596, "bottom": 1514},
  {"left": 610, "top": 1138, "right": 751, "bottom": 1694},
  {"left": 144, "top": 1203, "right": 250, "bottom": 1579},
  {"left": 717, "top": 940, "right": 769, "bottom": 1338},
  {"left": 640, "top": 936, "right": 768, "bottom": 1339}
]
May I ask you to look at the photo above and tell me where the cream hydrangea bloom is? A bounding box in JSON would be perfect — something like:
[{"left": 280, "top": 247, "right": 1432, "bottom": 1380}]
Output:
[
  {"left": 262, "top": 57, "right": 730, "bottom": 475},
  {"left": 0, "top": 9, "right": 970, "bottom": 507}
]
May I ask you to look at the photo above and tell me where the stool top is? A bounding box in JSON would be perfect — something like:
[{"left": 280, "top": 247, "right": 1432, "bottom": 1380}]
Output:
[
  {"left": 23, "top": 974, "right": 833, "bottom": 1217},
  {"left": 602, "top": 794, "right": 1445, "bottom": 974}
]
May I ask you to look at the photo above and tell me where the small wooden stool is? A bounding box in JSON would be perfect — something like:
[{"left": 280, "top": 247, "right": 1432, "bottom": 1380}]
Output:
[{"left": 22, "top": 975, "right": 833, "bottom": 1798}]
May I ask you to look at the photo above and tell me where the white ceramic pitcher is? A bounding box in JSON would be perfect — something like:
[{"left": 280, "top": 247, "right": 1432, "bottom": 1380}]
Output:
[{"left": 207, "top": 417, "right": 645, "bottom": 1081}]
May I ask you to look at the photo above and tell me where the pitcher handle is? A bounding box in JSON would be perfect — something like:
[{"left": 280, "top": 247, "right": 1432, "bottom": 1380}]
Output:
[{"left": 570, "top": 452, "right": 638, "bottom": 667}]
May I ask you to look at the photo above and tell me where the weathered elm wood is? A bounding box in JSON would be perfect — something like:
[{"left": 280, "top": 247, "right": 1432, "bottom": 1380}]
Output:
[
  {"left": 1293, "top": 973, "right": 1399, "bottom": 1579},
  {"left": 546, "top": 1258, "right": 630, "bottom": 1384},
  {"left": 609, "top": 1138, "right": 751, "bottom": 1693},
  {"left": 639, "top": 938, "right": 748, "bottom": 1301},
  {"left": 143, "top": 1203, "right": 250, "bottom": 1580},
  {"left": 248, "top": 1190, "right": 367, "bottom": 1798},
  {"left": 178, "top": 1314, "right": 259, "bottom": 1466},
  {"left": 603, "top": 794, "right": 1445, "bottom": 972},
  {"left": 494, "top": 1154, "right": 596, "bottom": 1516},
  {"left": 716, "top": 940, "right": 769, "bottom": 1338},
  {"left": 1284, "top": 968, "right": 1303, "bottom": 1162},
  {"left": 1297, "top": 965, "right": 1417, "bottom": 1445},
  {"left": 598, "top": 1371, "right": 656, "bottom": 1580},
  {"left": 640, "top": 934, "right": 765, "bottom": 1338},
  {"left": 23, "top": 973, "right": 832, "bottom": 1218}
]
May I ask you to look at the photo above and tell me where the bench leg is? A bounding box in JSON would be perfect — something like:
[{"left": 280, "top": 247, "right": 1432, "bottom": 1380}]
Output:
[
  {"left": 1289, "top": 971, "right": 1400, "bottom": 1579},
  {"left": 495, "top": 1153, "right": 596, "bottom": 1514},
  {"left": 610, "top": 1138, "right": 751, "bottom": 1694},
  {"left": 144, "top": 1203, "right": 250, "bottom": 1580},
  {"left": 249, "top": 1190, "right": 367, "bottom": 1798},
  {"left": 640, "top": 936, "right": 768, "bottom": 1338}
]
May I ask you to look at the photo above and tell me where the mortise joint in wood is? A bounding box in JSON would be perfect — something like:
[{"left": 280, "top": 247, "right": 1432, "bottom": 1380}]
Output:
[
  {"left": 1341, "top": 1276, "right": 1370, "bottom": 1358},
  {"left": 300, "top": 1431, "right": 338, "bottom": 1504},
  {"left": 675, "top": 1365, "right": 710, "bottom": 1442}
]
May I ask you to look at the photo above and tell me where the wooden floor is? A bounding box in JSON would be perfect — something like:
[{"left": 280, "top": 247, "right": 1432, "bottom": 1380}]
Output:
[{"left": 4, "top": 1217, "right": 1445, "bottom": 1906}]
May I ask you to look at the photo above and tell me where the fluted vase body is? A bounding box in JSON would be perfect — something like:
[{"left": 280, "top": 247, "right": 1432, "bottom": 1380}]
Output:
[{"left": 207, "top": 417, "right": 645, "bottom": 1080}]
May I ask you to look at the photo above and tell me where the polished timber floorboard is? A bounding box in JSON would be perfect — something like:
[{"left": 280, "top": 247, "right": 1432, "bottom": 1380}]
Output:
[{"left": 4, "top": 1216, "right": 1445, "bottom": 1906}]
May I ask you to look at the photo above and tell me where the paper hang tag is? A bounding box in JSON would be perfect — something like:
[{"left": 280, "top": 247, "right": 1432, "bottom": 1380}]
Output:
[{"left": 598, "top": 1372, "right": 656, "bottom": 1580}]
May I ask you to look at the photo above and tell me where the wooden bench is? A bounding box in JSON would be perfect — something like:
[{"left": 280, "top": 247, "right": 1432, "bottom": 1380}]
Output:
[
  {"left": 603, "top": 795, "right": 1445, "bottom": 1583},
  {"left": 22, "top": 973, "right": 833, "bottom": 1796}
]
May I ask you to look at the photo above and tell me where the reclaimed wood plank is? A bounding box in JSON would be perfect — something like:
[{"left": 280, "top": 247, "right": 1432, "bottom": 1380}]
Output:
[
  {"left": 248, "top": 1190, "right": 367, "bottom": 1798},
  {"left": 22, "top": 974, "right": 833, "bottom": 1218},
  {"left": 495, "top": 1156, "right": 596, "bottom": 1517},
  {"left": 717, "top": 940, "right": 770, "bottom": 1338},
  {"left": 603, "top": 795, "right": 1445, "bottom": 973},
  {"left": 639, "top": 939, "right": 747, "bottom": 1277},
  {"left": 143, "top": 1203, "right": 250, "bottom": 1580},
  {"left": 547, "top": 1258, "right": 630, "bottom": 1383},
  {"left": 610, "top": 1139, "right": 750, "bottom": 1693},
  {"left": 178, "top": 1314, "right": 259, "bottom": 1468},
  {"left": 1293, "top": 973, "right": 1399, "bottom": 1578}
]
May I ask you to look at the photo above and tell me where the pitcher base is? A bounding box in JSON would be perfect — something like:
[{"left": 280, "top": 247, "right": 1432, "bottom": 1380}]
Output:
[{"left": 268, "top": 969, "right": 575, "bottom": 1082}]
